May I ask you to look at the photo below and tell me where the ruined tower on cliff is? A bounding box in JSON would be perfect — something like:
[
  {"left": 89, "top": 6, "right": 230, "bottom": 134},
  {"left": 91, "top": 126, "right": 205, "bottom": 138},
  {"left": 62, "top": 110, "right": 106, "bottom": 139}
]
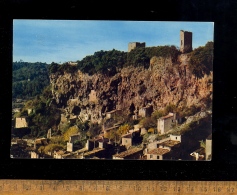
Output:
[
  {"left": 128, "top": 42, "right": 146, "bottom": 52},
  {"left": 180, "top": 30, "right": 192, "bottom": 53}
]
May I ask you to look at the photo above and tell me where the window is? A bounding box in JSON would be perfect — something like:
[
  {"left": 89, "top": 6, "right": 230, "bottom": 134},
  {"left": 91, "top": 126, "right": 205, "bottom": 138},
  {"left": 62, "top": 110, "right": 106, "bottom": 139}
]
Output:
[
  {"left": 157, "top": 156, "right": 160, "bottom": 159},
  {"left": 150, "top": 155, "right": 153, "bottom": 159},
  {"left": 176, "top": 137, "right": 177, "bottom": 140}
]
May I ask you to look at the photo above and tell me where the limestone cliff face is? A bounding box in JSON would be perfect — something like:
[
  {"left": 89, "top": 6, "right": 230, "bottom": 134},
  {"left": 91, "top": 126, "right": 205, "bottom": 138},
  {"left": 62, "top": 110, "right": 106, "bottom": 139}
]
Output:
[{"left": 49, "top": 54, "right": 212, "bottom": 123}]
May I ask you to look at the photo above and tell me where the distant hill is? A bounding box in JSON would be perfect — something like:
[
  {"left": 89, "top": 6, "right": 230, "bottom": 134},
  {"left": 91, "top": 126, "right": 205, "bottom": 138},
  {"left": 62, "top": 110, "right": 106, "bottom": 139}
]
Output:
[{"left": 12, "top": 61, "right": 50, "bottom": 99}]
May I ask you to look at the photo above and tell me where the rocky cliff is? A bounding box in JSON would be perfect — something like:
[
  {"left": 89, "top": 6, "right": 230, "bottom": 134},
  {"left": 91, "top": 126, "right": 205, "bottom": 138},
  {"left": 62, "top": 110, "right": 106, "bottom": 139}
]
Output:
[{"left": 49, "top": 54, "right": 212, "bottom": 124}]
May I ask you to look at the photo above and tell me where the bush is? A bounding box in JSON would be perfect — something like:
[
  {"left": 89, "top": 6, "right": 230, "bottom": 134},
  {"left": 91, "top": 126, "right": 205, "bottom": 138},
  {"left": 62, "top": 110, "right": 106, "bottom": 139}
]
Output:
[{"left": 189, "top": 41, "right": 213, "bottom": 78}]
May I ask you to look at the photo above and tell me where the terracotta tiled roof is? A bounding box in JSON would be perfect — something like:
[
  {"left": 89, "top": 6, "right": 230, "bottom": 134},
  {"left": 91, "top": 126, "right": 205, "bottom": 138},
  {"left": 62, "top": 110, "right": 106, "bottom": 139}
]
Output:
[
  {"left": 160, "top": 140, "right": 180, "bottom": 147},
  {"left": 83, "top": 148, "right": 105, "bottom": 156},
  {"left": 147, "top": 148, "right": 170, "bottom": 155},
  {"left": 113, "top": 148, "right": 143, "bottom": 158}
]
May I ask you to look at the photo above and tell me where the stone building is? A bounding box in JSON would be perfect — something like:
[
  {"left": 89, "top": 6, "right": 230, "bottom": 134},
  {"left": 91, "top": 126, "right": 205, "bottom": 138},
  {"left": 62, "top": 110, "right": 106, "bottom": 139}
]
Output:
[
  {"left": 180, "top": 30, "right": 192, "bottom": 53},
  {"left": 205, "top": 134, "right": 212, "bottom": 160},
  {"left": 15, "top": 117, "right": 28, "bottom": 128},
  {"left": 105, "top": 109, "right": 122, "bottom": 119},
  {"left": 121, "top": 129, "right": 141, "bottom": 149},
  {"left": 128, "top": 42, "right": 146, "bottom": 52},
  {"left": 157, "top": 113, "right": 177, "bottom": 134},
  {"left": 89, "top": 90, "right": 97, "bottom": 103},
  {"left": 66, "top": 134, "right": 81, "bottom": 152},
  {"left": 138, "top": 105, "right": 153, "bottom": 118},
  {"left": 145, "top": 134, "right": 181, "bottom": 160}
]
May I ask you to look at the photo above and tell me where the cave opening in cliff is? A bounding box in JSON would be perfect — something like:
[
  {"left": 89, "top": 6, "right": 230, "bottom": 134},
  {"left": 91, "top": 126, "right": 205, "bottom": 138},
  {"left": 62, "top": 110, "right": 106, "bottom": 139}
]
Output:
[
  {"left": 129, "top": 103, "right": 135, "bottom": 115},
  {"left": 72, "top": 106, "right": 81, "bottom": 115}
]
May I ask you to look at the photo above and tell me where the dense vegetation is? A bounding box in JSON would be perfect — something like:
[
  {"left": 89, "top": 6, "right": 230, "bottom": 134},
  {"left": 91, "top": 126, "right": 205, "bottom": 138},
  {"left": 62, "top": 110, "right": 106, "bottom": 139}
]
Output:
[
  {"left": 48, "top": 46, "right": 181, "bottom": 76},
  {"left": 189, "top": 41, "right": 214, "bottom": 78},
  {"left": 77, "top": 49, "right": 127, "bottom": 75},
  {"left": 13, "top": 61, "right": 50, "bottom": 99},
  {"left": 17, "top": 85, "right": 61, "bottom": 138},
  {"left": 15, "top": 42, "right": 212, "bottom": 140},
  {"left": 127, "top": 45, "right": 180, "bottom": 67}
]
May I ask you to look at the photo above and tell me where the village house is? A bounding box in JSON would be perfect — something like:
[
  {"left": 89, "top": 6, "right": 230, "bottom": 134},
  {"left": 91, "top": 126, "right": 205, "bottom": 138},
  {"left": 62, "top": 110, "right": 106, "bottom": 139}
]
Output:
[
  {"left": 66, "top": 134, "right": 81, "bottom": 152},
  {"left": 11, "top": 138, "right": 27, "bottom": 147},
  {"left": 30, "top": 150, "right": 52, "bottom": 159},
  {"left": 105, "top": 109, "right": 122, "bottom": 119},
  {"left": 157, "top": 113, "right": 180, "bottom": 134},
  {"left": 145, "top": 135, "right": 181, "bottom": 160},
  {"left": 34, "top": 138, "right": 48, "bottom": 150},
  {"left": 190, "top": 148, "right": 205, "bottom": 161},
  {"left": 13, "top": 108, "right": 21, "bottom": 113},
  {"left": 15, "top": 117, "right": 28, "bottom": 128},
  {"left": 205, "top": 134, "right": 212, "bottom": 160},
  {"left": 189, "top": 134, "right": 212, "bottom": 161},
  {"left": 138, "top": 105, "right": 153, "bottom": 118},
  {"left": 121, "top": 129, "right": 141, "bottom": 149},
  {"left": 84, "top": 136, "right": 116, "bottom": 158},
  {"left": 68, "top": 61, "right": 77, "bottom": 66},
  {"left": 12, "top": 117, "right": 30, "bottom": 138},
  {"left": 54, "top": 150, "right": 67, "bottom": 159},
  {"left": 85, "top": 136, "right": 110, "bottom": 151},
  {"left": 82, "top": 148, "right": 106, "bottom": 159},
  {"left": 102, "top": 124, "right": 119, "bottom": 138},
  {"left": 31, "top": 151, "right": 39, "bottom": 159},
  {"left": 146, "top": 148, "right": 170, "bottom": 160},
  {"left": 89, "top": 90, "right": 97, "bottom": 102},
  {"left": 112, "top": 147, "right": 143, "bottom": 160},
  {"left": 27, "top": 108, "right": 35, "bottom": 115}
]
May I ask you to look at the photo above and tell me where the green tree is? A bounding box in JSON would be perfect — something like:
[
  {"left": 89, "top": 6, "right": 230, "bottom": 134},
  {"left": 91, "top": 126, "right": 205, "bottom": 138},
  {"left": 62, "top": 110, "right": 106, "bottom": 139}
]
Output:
[
  {"left": 63, "top": 125, "right": 79, "bottom": 142},
  {"left": 139, "top": 117, "right": 156, "bottom": 129},
  {"left": 44, "top": 144, "right": 64, "bottom": 153},
  {"left": 117, "top": 124, "right": 132, "bottom": 135},
  {"left": 189, "top": 41, "right": 213, "bottom": 78},
  {"left": 86, "top": 123, "right": 101, "bottom": 138}
]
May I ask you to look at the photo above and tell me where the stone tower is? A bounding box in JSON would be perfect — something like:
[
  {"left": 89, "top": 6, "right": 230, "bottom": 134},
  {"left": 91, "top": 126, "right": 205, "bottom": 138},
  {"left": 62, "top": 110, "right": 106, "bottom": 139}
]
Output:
[
  {"left": 180, "top": 30, "right": 192, "bottom": 53},
  {"left": 128, "top": 42, "right": 146, "bottom": 52}
]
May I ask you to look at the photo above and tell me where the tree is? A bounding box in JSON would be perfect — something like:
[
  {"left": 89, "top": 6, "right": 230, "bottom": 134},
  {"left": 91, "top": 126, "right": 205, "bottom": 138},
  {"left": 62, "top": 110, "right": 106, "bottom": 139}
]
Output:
[
  {"left": 49, "top": 62, "right": 59, "bottom": 74},
  {"left": 44, "top": 144, "right": 64, "bottom": 154},
  {"left": 189, "top": 41, "right": 213, "bottom": 78},
  {"left": 139, "top": 117, "right": 156, "bottom": 129},
  {"left": 148, "top": 128, "right": 155, "bottom": 134},
  {"left": 164, "top": 104, "right": 177, "bottom": 114},
  {"left": 63, "top": 125, "right": 79, "bottom": 141},
  {"left": 104, "top": 130, "right": 120, "bottom": 143},
  {"left": 117, "top": 124, "right": 132, "bottom": 135},
  {"left": 151, "top": 110, "right": 165, "bottom": 120},
  {"left": 86, "top": 123, "right": 101, "bottom": 138}
]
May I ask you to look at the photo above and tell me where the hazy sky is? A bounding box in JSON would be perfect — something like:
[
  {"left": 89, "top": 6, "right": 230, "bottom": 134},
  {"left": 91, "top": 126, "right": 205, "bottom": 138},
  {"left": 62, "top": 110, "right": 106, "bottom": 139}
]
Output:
[{"left": 13, "top": 20, "right": 214, "bottom": 64}]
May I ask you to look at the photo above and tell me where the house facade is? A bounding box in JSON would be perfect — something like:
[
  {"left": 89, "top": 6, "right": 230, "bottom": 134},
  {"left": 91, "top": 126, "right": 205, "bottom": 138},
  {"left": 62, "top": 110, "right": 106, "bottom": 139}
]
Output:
[
  {"left": 145, "top": 135, "right": 181, "bottom": 160},
  {"left": 205, "top": 134, "right": 212, "bottom": 160},
  {"left": 138, "top": 105, "right": 153, "bottom": 118},
  {"left": 146, "top": 148, "right": 170, "bottom": 160},
  {"left": 157, "top": 113, "right": 176, "bottom": 134}
]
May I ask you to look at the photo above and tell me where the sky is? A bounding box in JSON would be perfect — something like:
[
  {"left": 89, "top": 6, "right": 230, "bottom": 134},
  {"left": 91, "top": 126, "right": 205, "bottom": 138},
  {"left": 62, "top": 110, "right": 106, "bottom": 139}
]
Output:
[{"left": 13, "top": 20, "right": 214, "bottom": 64}]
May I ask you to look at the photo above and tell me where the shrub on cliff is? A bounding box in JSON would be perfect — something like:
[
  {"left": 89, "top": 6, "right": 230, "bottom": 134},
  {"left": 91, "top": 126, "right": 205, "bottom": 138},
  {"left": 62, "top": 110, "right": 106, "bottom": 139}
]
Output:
[
  {"left": 77, "top": 49, "right": 127, "bottom": 75},
  {"left": 189, "top": 41, "right": 213, "bottom": 78},
  {"left": 49, "top": 62, "right": 77, "bottom": 74}
]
